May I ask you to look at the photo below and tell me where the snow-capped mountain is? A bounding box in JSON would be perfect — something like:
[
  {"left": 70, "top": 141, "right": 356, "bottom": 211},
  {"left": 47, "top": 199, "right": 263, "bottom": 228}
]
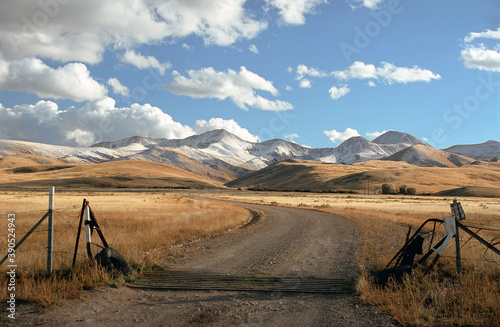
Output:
[
  {"left": 249, "top": 139, "right": 311, "bottom": 162},
  {"left": 372, "top": 130, "right": 429, "bottom": 155},
  {"left": 372, "top": 131, "right": 428, "bottom": 147},
  {"left": 91, "top": 129, "right": 434, "bottom": 171},
  {"left": 382, "top": 144, "right": 475, "bottom": 167},
  {"left": 93, "top": 129, "right": 426, "bottom": 169},
  {"left": 0, "top": 139, "right": 136, "bottom": 163},
  {"left": 1, "top": 130, "right": 493, "bottom": 182},
  {"left": 445, "top": 140, "right": 500, "bottom": 160},
  {"left": 329, "top": 136, "right": 388, "bottom": 164}
]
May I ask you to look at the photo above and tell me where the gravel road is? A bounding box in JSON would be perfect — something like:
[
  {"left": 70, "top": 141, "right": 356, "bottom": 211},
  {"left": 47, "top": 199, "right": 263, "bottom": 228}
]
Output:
[{"left": 7, "top": 200, "right": 399, "bottom": 326}]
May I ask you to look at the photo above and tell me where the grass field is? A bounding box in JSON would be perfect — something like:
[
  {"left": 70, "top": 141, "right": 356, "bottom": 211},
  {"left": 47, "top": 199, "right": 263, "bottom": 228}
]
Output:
[
  {"left": 210, "top": 190, "right": 500, "bottom": 326},
  {"left": 0, "top": 190, "right": 250, "bottom": 305},
  {"left": 0, "top": 160, "right": 230, "bottom": 189},
  {"left": 1, "top": 189, "right": 499, "bottom": 325},
  {"left": 227, "top": 159, "right": 500, "bottom": 194}
]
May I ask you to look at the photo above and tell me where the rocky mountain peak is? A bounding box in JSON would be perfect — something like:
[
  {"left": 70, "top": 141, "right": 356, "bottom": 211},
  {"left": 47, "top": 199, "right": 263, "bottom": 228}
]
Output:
[{"left": 372, "top": 131, "right": 427, "bottom": 146}]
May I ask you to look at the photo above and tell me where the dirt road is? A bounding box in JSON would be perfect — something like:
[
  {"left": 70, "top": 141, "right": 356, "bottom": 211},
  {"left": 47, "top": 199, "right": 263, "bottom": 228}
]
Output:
[{"left": 10, "top": 200, "right": 398, "bottom": 326}]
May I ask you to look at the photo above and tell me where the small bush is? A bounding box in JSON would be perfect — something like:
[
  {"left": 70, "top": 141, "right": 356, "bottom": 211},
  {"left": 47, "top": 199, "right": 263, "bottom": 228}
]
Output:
[
  {"left": 381, "top": 184, "right": 396, "bottom": 194},
  {"left": 406, "top": 187, "right": 416, "bottom": 195}
]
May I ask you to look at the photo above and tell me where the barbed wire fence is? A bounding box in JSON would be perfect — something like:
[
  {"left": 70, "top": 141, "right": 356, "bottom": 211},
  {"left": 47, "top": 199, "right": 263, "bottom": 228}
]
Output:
[
  {"left": 1, "top": 191, "right": 499, "bottom": 281},
  {"left": 386, "top": 204, "right": 500, "bottom": 277},
  {"left": 0, "top": 188, "right": 108, "bottom": 275}
]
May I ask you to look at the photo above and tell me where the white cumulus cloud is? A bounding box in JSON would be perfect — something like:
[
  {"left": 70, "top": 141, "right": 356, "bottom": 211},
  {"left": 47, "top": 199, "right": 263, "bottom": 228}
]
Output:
[
  {"left": 333, "top": 61, "right": 378, "bottom": 80},
  {"left": 266, "top": 0, "right": 328, "bottom": 25},
  {"left": 461, "top": 45, "right": 500, "bottom": 72},
  {"left": 464, "top": 27, "right": 500, "bottom": 42},
  {"left": 333, "top": 61, "right": 441, "bottom": 84},
  {"left": 0, "top": 98, "right": 195, "bottom": 146},
  {"left": 357, "top": 0, "right": 385, "bottom": 9},
  {"left": 0, "top": 56, "right": 107, "bottom": 102},
  {"left": 461, "top": 27, "right": 500, "bottom": 71},
  {"left": 164, "top": 66, "right": 293, "bottom": 111},
  {"left": 324, "top": 128, "right": 360, "bottom": 143},
  {"left": 296, "top": 64, "right": 329, "bottom": 79},
  {"left": 194, "top": 118, "right": 260, "bottom": 142},
  {"left": 295, "top": 64, "right": 329, "bottom": 88},
  {"left": 299, "top": 79, "right": 312, "bottom": 88},
  {"left": 153, "top": 0, "right": 267, "bottom": 46},
  {"left": 107, "top": 78, "right": 130, "bottom": 97},
  {"left": 366, "top": 130, "right": 389, "bottom": 140},
  {"left": 0, "top": 0, "right": 267, "bottom": 64},
  {"left": 0, "top": 98, "right": 264, "bottom": 146},
  {"left": 121, "top": 50, "right": 172, "bottom": 75},
  {"left": 284, "top": 133, "right": 299, "bottom": 141},
  {"left": 328, "top": 85, "right": 350, "bottom": 100}
]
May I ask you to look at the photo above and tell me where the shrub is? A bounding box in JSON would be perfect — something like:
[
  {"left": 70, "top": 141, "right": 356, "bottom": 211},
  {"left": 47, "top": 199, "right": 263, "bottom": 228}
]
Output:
[
  {"left": 381, "top": 184, "right": 395, "bottom": 194},
  {"left": 406, "top": 187, "right": 416, "bottom": 195}
]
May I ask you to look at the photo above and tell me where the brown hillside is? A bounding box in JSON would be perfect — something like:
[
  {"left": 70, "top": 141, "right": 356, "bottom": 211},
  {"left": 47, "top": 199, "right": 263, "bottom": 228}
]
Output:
[
  {"left": 381, "top": 144, "right": 475, "bottom": 167},
  {"left": 434, "top": 186, "right": 500, "bottom": 198},
  {"left": 0, "top": 155, "right": 64, "bottom": 168},
  {"left": 227, "top": 159, "right": 500, "bottom": 194},
  {"left": 0, "top": 160, "right": 225, "bottom": 189},
  {"left": 121, "top": 147, "right": 242, "bottom": 183}
]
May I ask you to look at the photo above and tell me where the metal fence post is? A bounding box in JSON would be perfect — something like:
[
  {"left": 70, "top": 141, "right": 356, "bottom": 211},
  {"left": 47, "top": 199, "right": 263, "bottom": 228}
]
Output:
[
  {"left": 47, "top": 187, "right": 55, "bottom": 275},
  {"left": 84, "top": 204, "right": 93, "bottom": 260}
]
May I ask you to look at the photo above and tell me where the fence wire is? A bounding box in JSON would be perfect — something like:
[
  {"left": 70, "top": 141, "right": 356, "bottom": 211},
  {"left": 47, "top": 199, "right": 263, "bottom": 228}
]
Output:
[
  {"left": 0, "top": 205, "right": 93, "bottom": 273},
  {"left": 2, "top": 200, "right": 500, "bottom": 274}
]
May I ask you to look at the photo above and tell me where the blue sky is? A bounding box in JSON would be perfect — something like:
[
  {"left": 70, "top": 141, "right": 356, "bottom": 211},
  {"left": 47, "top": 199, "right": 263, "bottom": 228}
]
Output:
[{"left": 0, "top": 0, "right": 498, "bottom": 149}]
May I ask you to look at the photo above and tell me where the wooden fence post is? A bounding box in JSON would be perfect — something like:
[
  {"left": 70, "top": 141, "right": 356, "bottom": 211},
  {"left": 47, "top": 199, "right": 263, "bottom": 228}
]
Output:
[{"left": 47, "top": 187, "right": 55, "bottom": 275}]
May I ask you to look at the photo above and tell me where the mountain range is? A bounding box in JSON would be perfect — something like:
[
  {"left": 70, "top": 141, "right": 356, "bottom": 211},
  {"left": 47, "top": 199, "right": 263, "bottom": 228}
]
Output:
[{"left": 0, "top": 129, "right": 498, "bottom": 193}]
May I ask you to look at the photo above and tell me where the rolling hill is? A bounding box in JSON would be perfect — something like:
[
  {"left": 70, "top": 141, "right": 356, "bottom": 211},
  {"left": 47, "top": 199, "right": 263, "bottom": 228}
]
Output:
[
  {"left": 445, "top": 140, "right": 500, "bottom": 160},
  {"left": 226, "top": 159, "right": 500, "bottom": 194},
  {"left": 381, "top": 144, "right": 476, "bottom": 167},
  {"left": 0, "top": 129, "right": 498, "bottom": 194},
  {"left": 0, "top": 160, "right": 224, "bottom": 189}
]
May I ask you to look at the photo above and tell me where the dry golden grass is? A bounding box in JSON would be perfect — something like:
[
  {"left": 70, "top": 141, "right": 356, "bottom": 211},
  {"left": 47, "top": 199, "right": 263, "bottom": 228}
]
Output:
[
  {"left": 0, "top": 190, "right": 250, "bottom": 306},
  {"left": 210, "top": 191, "right": 500, "bottom": 326},
  {"left": 227, "top": 159, "right": 500, "bottom": 194},
  {"left": 0, "top": 155, "right": 63, "bottom": 169},
  {"left": 0, "top": 159, "right": 227, "bottom": 188}
]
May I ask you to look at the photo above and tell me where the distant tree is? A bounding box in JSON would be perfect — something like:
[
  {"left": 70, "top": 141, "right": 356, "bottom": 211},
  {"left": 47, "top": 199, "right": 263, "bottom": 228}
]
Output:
[
  {"left": 406, "top": 187, "right": 416, "bottom": 195},
  {"left": 399, "top": 185, "right": 407, "bottom": 194},
  {"left": 381, "top": 184, "right": 395, "bottom": 194}
]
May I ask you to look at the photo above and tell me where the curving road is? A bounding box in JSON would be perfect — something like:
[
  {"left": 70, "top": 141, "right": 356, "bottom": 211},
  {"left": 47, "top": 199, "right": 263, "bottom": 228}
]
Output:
[
  {"left": 175, "top": 200, "right": 360, "bottom": 279},
  {"left": 11, "top": 199, "right": 399, "bottom": 327}
]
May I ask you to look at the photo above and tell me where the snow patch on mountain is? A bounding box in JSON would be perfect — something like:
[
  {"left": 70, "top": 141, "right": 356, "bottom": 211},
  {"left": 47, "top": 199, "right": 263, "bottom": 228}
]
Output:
[
  {"left": 445, "top": 140, "right": 500, "bottom": 160},
  {"left": 383, "top": 144, "right": 475, "bottom": 167},
  {"left": 0, "top": 139, "right": 135, "bottom": 163},
  {"left": 372, "top": 131, "right": 427, "bottom": 146},
  {"left": 249, "top": 139, "right": 311, "bottom": 162},
  {"left": 3, "top": 129, "right": 485, "bottom": 180}
]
